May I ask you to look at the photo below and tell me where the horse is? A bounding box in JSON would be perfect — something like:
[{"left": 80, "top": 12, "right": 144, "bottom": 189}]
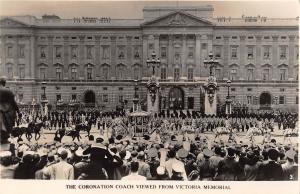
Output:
[
  {"left": 75, "top": 122, "right": 92, "bottom": 137},
  {"left": 33, "top": 122, "right": 44, "bottom": 140}
]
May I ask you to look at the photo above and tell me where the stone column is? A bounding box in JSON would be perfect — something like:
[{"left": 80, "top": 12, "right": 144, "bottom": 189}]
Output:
[
  {"left": 239, "top": 35, "right": 246, "bottom": 79},
  {"left": 110, "top": 35, "right": 117, "bottom": 79},
  {"left": 47, "top": 35, "right": 54, "bottom": 79},
  {"left": 181, "top": 34, "right": 187, "bottom": 80},
  {"left": 207, "top": 34, "right": 213, "bottom": 54},
  {"left": 79, "top": 35, "right": 85, "bottom": 79},
  {"left": 288, "top": 35, "right": 295, "bottom": 79},
  {"left": 167, "top": 35, "right": 173, "bottom": 80},
  {"left": 272, "top": 35, "right": 279, "bottom": 80},
  {"left": 142, "top": 34, "right": 148, "bottom": 79},
  {"left": 200, "top": 35, "right": 209, "bottom": 77},
  {"left": 126, "top": 35, "right": 133, "bottom": 79},
  {"left": 0, "top": 36, "right": 5, "bottom": 76},
  {"left": 255, "top": 35, "right": 262, "bottom": 80},
  {"left": 30, "top": 35, "right": 37, "bottom": 79},
  {"left": 223, "top": 35, "right": 230, "bottom": 79},
  {"left": 13, "top": 36, "right": 19, "bottom": 78},
  {"left": 63, "top": 35, "right": 69, "bottom": 79},
  {"left": 195, "top": 34, "right": 201, "bottom": 79},
  {"left": 95, "top": 35, "right": 101, "bottom": 78}
]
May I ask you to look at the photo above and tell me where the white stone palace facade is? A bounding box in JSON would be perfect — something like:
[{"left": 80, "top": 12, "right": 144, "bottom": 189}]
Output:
[{"left": 0, "top": 6, "right": 299, "bottom": 112}]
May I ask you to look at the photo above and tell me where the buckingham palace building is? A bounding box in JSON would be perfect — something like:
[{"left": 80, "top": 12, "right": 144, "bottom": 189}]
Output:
[{"left": 0, "top": 5, "right": 299, "bottom": 112}]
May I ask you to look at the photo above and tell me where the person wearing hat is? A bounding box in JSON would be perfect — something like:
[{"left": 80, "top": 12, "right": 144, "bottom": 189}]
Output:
[
  {"left": 258, "top": 148, "right": 283, "bottom": 181},
  {"left": 14, "top": 151, "right": 36, "bottom": 179},
  {"left": 198, "top": 149, "right": 214, "bottom": 180},
  {"left": 150, "top": 166, "right": 169, "bottom": 180},
  {"left": 82, "top": 137, "right": 113, "bottom": 180},
  {"left": 281, "top": 149, "right": 297, "bottom": 180},
  {"left": 74, "top": 149, "right": 90, "bottom": 179}
]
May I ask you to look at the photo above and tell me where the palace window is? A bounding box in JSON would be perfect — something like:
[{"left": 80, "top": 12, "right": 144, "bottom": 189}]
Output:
[
  {"left": 230, "top": 69, "right": 237, "bottom": 80},
  {"left": 87, "top": 46, "right": 93, "bottom": 59},
  {"left": 263, "top": 46, "right": 271, "bottom": 59},
  {"left": 102, "top": 67, "right": 109, "bottom": 80},
  {"left": 18, "top": 64, "right": 25, "bottom": 79},
  {"left": 247, "top": 69, "right": 254, "bottom": 80},
  {"left": 247, "top": 96, "right": 252, "bottom": 104},
  {"left": 87, "top": 67, "right": 92, "bottom": 80},
  {"left": 280, "top": 46, "right": 287, "bottom": 59},
  {"left": 262, "top": 69, "right": 270, "bottom": 80},
  {"left": 40, "top": 46, "right": 46, "bottom": 58},
  {"left": 215, "top": 46, "right": 221, "bottom": 58},
  {"left": 215, "top": 69, "right": 221, "bottom": 80},
  {"left": 296, "top": 46, "right": 299, "bottom": 60},
  {"left": 71, "top": 94, "right": 77, "bottom": 100},
  {"left": 56, "top": 67, "right": 62, "bottom": 80},
  {"left": 148, "top": 43, "right": 154, "bottom": 50},
  {"left": 118, "top": 50, "right": 125, "bottom": 59},
  {"left": 134, "top": 48, "right": 140, "bottom": 59},
  {"left": 231, "top": 47, "right": 237, "bottom": 58},
  {"left": 188, "top": 68, "right": 193, "bottom": 81},
  {"left": 7, "top": 46, "right": 13, "bottom": 58},
  {"left": 102, "top": 46, "right": 110, "bottom": 59},
  {"left": 71, "top": 67, "right": 77, "bottom": 80},
  {"left": 72, "top": 87, "right": 76, "bottom": 90},
  {"left": 187, "top": 97, "right": 194, "bottom": 109},
  {"left": 133, "top": 66, "right": 140, "bottom": 80},
  {"left": 117, "top": 65, "right": 125, "bottom": 80},
  {"left": 103, "top": 94, "right": 108, "bottom": 102},
  {"left": 174, "top": 68, "right": 180, "bottom": 81},
  {"left": 18, "top": 94, "right": 23, "bottom": 103},
  {"left": 40, "top": 67, "right": 46, "bottom": 79},
  {"left": 7, "top": 64, "right": 13, "bottom": 78},
  {"left": 119, "top": 95, "right": 124, "bottom": 103},
  {"left": 279, "top": 69, "right": 287, "bottom": 80},
  {"left": 71, "top": 46, "right": 77, "bottom": 58},
  {"left": 296, "top": 96, "right": 298, "bottom": 104},
  {"left": 161, "top": 68, "right": 166, "bottom": 81},
  {"left": 279, "top": 96, "right": 285, "bottom": 104},
  {"left": 160, "top": 47, "right": 167, "bottom": 58},
  {"left": 19, "top": 45, "right": 25, "bottom": 58},
  {"left": 188, "top": 47, "right": 194, "bottom": 58},
  {"left": 247, "top": 46, "right": 254, "bottom": 59},
  {"left": 55, "top": 46, "right": 62, "bottom": 58},
  {"left": 247, "top": 88, "right": 252, "bottom": 92},
  {"left": 56, "top": 94, "right": 61, "bottom": 101}
]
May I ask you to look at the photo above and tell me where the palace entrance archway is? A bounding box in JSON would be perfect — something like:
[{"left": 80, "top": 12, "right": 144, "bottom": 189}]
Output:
[{"left": 83, "top": 90, "right": 96, "bottom": 105}]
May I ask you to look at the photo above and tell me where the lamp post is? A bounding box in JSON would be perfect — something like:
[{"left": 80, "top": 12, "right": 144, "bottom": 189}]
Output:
[
  {"left": 225, "top": 79, "right": 232, "bottom": 115},
  {"left": 203, "top": 52, "right": 219, "bottom": 77},
  {"left": 41, "top": 81, "right": 48, "bottom": 116},
  {"left": 146, "top": 51, "right": 161, "bottom": 76}
]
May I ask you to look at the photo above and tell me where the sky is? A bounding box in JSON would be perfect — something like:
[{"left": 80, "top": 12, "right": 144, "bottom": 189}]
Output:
[{"left": 0, "top": 0, "right": 299, "bottom": 19}]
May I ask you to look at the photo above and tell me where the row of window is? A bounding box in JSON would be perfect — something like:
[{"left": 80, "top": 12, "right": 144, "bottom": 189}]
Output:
[
  {"left": 214, "top": 35, "right": 293, "bottom": 40},
  {"left": 230, "top": 95, "right": 298, "bottom": 105},
  {"left": 4, "top": 63, "right": 296, "bottom": 81},
  {"left": 157, "top": 45, "right": 299, "bottom": 60},
  {"left": 38, "top": 65, "right": 142, "bottom": 80}
]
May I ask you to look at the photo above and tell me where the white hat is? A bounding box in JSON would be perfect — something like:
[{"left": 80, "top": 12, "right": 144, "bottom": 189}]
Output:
[
  {"left": 75, "top": 149, "right": 83, "bottom": 157},
  {"left": 57, "top": 147, "right": 66, "bottom": 155},
  {"left": 0, "top": 151, "right": 12, "bottom": 157},
  {"left": 24, "top": 151, "right": 35, "bottom": 156},
  {"left": 124, "top": 150, "right": 131, "bottom": 160},
  {"left": 156, "top": 166, "right": 165, "bottom": 175}
]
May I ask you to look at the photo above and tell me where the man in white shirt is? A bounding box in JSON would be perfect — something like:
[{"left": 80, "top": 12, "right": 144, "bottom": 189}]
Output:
[
  {"left": 46, "top": 149, "right": 74, "bottom": 180},
  {"left": 121, "top": 161, "right": 146, "bottom": 181},
  {"left": 165, "top": 149, "right": 188, "bottom": 180}
]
